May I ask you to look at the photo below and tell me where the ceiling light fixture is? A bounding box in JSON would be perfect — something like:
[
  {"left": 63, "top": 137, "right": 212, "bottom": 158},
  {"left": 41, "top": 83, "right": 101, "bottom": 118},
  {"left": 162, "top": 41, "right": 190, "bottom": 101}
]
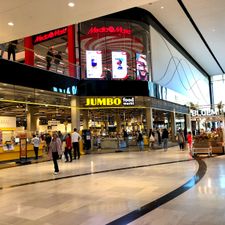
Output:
[
  {"left": 8, "top": 22, "right": 14, "bottom": 26},
  {"left": 68, "top": 2, "right": 75, "bottom": 7},
  {"left": 160, "top": 6, "right": 164, "bottom": 9}
]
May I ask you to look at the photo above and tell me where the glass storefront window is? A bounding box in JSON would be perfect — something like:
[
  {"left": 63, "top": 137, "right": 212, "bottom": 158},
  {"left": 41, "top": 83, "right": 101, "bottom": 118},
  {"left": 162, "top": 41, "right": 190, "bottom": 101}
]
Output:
[{"left": 79, "top": 19, "right": 151, "bottom": 80}]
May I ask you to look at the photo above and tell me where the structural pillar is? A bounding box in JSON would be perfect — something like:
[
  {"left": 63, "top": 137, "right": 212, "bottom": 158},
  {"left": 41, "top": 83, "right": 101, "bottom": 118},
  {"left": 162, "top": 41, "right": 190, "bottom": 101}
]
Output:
[
  {"left": 24, "top": 36, "right": 34, "bottom": 66},
  {"left": 26, "top": 105, "right": 38, "bottom": 133},
  {"left": 82, "top": 112, "right": 89, "bottom": 130},
  {"left": 185, "top": 114, "right": 191, "bottom": 132},
  {"left": 146, "top": 107, "right": 153, "bottom": 132},
  {"left": 170, "top": 110, "right": 176, "bottom": 141},
  {"left": 71, "top": 97, "right": 80, "bottom": 130},
  {"left": 67, "top": 25, "right": 75, "bottom": 77}
]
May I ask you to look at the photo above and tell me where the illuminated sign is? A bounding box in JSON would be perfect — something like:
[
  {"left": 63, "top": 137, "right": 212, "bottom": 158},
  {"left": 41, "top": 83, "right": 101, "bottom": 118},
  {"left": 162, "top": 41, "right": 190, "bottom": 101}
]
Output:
[
  {"left": 53, "top": 85, "right": 77, "bottom": 95},
  {"left": 86, "top": 50, "right": 103, "bottom": 78},
  {"left": 122, "top": 97, "right": 135, "bottom": 106},
  {"left": 191, "top": 109, "right": 221, "bottom": 117},
  {"left": 33, "top": 27, "right": 68, "bottom": 44},
  {"left": 85, "top": 97, "right": 135, "bottom": 107},
  {"left": 112, "top": 51, "right": 127, "bottom": 79},
  {"left": 88, "top": 26, "right": 132, "bottom": 35}
]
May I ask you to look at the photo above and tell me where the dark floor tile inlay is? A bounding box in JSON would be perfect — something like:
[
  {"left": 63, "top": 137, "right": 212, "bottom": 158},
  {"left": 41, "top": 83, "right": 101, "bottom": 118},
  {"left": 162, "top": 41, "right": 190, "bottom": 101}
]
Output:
[
  {"left": 106, "top": 157, "right": 207, "bottom": 225},
  {"left": 0, "top": 159, "right": 192, "bottom": 190}
]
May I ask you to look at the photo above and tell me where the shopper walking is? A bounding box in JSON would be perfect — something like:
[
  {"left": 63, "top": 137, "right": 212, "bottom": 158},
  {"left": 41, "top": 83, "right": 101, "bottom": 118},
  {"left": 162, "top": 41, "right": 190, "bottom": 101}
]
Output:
[
  {"left": 176, "top": 129, "right": 185, "bottom": 150},
  {"left": 123, "top": 129, "right": 129, "bottom": 148},
  {"left": 64, "top": 133, "right": 72, "bottom": 162},
  {"left": 187, "top": 131, "right": 193, "bottom": 152},
  {"left": 162, "top": 128, "right": 169, "bottom": 151},
  {"left": 71, "top": 128, "right": 81, "bottom": 160},
  {"left": 137, "top": 130, "right": 144, "bottom": 151},
  {"left": 148, "top": 128, "right": 155, "bottom": 150},
  {"left": 49, "top": 132, "right": 62, "bottom": 175},
  {"left": 31, "top": 134, "right": 40, "bottom": 160}
]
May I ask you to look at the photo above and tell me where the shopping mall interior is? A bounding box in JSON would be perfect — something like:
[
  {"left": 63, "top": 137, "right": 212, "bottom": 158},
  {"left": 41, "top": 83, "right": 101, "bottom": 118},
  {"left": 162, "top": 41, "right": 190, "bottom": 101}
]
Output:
[{"left": 1, "top": 1, "right": 225, "bottom": 224}]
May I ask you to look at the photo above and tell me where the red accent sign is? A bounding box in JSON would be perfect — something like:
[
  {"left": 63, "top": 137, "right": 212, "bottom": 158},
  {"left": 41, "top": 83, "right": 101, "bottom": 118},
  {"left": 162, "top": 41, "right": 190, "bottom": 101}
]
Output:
[
  {"left": 33, "top": 27, "right": 68, "bottom": 44},
  {"left": 88, "top": 26, "right": 132, "bottom": 35}
]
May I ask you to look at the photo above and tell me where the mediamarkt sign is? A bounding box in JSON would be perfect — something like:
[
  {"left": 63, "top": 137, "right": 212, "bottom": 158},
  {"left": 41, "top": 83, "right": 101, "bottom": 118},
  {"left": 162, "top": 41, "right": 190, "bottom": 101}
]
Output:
[
  {"left": 85, "top": 97, "right": 135, "bottom": 107},
  {"left": 87, "top": 26, "right": 132, "bottom": 35},
  {"left": 33, "top": 27, "right": 68, "bottom": 44}
]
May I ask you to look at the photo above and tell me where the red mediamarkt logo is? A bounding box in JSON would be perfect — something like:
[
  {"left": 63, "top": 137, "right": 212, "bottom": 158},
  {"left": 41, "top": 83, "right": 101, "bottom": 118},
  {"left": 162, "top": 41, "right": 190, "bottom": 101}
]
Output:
[
  {"left": 34, "top": 27, "right": 68, "bottom": 43},
  {"left": 88, "top": 26, "right": 132, "bottom": 35}
]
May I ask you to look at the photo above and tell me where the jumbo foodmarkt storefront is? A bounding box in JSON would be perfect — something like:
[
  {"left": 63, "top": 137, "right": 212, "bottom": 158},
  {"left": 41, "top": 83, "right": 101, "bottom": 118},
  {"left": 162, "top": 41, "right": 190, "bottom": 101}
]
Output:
[{"left": 77, "top": 95, "right": 190, "bottom": 144}]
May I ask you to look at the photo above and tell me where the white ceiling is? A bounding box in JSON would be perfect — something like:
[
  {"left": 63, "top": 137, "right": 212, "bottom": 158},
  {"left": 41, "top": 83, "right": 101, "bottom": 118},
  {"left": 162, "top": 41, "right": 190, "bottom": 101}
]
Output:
[
  {"left": 141, "top": 0, "right": 225, "bottom": 76},
  {"left": 1, "top": 0, "right": 225, "bottom": 76}
]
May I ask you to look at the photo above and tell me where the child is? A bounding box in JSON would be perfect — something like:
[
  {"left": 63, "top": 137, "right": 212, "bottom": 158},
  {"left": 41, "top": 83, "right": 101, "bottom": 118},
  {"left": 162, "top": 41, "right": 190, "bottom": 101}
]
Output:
[{"left": 187, "top": 131, "right": 193, "bottom": 152}]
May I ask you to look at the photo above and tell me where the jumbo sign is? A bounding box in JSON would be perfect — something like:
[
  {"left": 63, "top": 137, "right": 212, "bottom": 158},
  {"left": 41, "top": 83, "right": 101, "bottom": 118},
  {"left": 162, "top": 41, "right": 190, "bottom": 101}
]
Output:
[{"left": 85, "top": 97, "right": 135, "bottom": 107}]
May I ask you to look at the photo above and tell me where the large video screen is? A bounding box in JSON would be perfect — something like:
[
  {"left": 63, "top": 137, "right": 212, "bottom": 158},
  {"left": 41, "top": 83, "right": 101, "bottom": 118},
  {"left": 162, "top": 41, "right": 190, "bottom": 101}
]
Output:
[
  {"left": 112, "top": 51, "right": 127, "bottom": 79},
  {"left": 136, "top": 53, "right": 149, "bottom": 81},
  {"left": 86, "top": 50, "right": 103, "bottom": 78}
]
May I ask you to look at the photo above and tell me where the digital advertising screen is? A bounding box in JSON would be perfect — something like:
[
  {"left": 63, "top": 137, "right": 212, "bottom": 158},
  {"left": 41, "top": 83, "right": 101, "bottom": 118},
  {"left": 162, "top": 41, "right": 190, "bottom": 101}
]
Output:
[
  {"left": 112, "top": 51, "right": 127, "bottom": 79},
  {"left": 86, "top": 50, "right": 103, "bottom": 78},
  {"left": 136, "top": 53, "right": 149, "bottom": 81}
]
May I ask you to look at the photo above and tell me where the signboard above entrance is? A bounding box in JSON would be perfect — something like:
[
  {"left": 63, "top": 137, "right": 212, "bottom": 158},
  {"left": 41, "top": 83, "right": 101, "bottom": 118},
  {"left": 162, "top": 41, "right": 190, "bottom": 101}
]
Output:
[
  {"left": 85, "top": 97, "right": 135, "bottom": 107},
  {"left": 33, "top": 27, "right": 68, "bottom": 44}
]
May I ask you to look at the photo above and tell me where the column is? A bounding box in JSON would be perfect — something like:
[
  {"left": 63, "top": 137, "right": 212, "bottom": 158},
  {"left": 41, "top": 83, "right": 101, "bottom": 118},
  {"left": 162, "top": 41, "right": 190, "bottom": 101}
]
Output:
[
  {"left": 82, "top": 111, "right": 89, "bottom": 130},
  {"left": 67, "top": 25, "right": 75, "bottom": 77},
  {"left": 24, "top": 36, "right": 34, "bottom": 66},
  {"left": 185, "top": 114, "right": 191, "bottom": 132},
  {"left": 26, "top": 105, "right": 38, "bottom": 132},
  {"left": 170, "top": 110, "right": 176, "bottom": 141},
  {"left": 146, "top": 107, "right": 153, "bottom": 131},
  {"left": 71, "top": 97, "right": 80, "bottom": 130}
]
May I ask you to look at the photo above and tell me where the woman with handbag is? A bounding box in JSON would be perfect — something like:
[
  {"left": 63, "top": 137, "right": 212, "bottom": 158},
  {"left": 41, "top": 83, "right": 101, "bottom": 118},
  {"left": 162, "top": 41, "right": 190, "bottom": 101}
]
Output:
[
  {"left": 149, "top": 129, "right": 155, "bottom": 150},
  {"left": 48, "top": 132, "right": 62, "bottom": 175}
]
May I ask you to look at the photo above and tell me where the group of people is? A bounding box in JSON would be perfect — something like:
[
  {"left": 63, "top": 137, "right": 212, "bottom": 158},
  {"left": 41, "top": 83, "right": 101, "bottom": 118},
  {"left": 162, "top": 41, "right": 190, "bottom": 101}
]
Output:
[
  {"left": 46, "top": 46, "right": 63, "bottom": 71},
  {"left": 148, "top": 128, "right": 193, "bottom": 151},
  {"left": 148, "top": 128, "right": 169, "bottom": 151},
  {"left": 176, "top": 129, "right": 193, "bottom": 151},
  {"left": 31, "top": 128, "right": 82, "bottom": 175}
]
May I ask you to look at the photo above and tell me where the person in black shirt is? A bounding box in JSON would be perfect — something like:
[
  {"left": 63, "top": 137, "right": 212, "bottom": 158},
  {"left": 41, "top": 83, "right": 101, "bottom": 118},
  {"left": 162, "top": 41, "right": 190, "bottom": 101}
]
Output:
[
  {"left": 162, "top": 128, "right": 169, "bottom": 151},
  {"left": 54, "top": 51, "right": 62, "bottom": 72},
  {"left": 46, "top": 47, "right": 54, "bottom": 70},
  {"left": 7, "top": 40, "right": 18, "bottom": 61}
]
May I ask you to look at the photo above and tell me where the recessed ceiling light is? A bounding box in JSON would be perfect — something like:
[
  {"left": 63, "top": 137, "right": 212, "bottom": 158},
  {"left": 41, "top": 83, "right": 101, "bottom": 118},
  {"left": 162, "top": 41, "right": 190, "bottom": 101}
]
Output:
[
  {"left": 160, "top": 6, "right": 164, "bottom": 9},
  {"left": 8, "top": 22, "right": 14, "bottom": 26},
  {"left": 68, "top": 2, "right": 75, "bottom": 7}
]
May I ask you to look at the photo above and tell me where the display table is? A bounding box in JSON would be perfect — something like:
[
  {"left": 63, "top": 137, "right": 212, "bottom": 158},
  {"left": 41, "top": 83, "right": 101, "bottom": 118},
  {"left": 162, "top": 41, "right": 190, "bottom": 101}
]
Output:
[{"left": 0, "top": 144, "right": 43, "bottom": 162}]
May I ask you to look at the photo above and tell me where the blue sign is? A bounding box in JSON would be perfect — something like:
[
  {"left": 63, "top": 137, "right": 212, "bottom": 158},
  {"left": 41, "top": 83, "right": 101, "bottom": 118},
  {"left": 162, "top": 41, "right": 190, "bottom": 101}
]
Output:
[{"left": 52, "top": 85, "right": 78, "bottom": 95}]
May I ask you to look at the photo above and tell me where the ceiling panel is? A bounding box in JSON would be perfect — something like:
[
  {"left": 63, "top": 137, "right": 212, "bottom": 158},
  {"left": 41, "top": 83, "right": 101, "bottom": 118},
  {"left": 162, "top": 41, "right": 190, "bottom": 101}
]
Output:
[
  {"left": 0, "top": 0, "right": 159, "bottom": 43},
  {"left": 141, "top": 0, "right": 223, "bottom": 75}
]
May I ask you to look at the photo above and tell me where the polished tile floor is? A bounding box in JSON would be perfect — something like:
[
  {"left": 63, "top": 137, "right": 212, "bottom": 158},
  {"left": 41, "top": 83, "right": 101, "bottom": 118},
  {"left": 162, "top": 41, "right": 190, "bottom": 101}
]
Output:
[{"left": 0, "top": 146, "right": 223, "bottom": 225}]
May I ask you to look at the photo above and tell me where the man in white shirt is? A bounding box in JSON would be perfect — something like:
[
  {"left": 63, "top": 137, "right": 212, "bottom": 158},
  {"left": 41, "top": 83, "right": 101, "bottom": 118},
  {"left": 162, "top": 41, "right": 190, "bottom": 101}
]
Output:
[
  {"left": 71, "top": 128, "right": 81, "bottom": 159},
  {"left": 31, "top": 134, "right": 40, "bottom": 160}
]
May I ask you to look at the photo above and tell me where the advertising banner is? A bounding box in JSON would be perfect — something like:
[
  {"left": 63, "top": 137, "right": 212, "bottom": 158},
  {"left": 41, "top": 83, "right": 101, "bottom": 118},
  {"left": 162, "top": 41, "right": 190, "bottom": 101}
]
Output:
[
  {"left": 136, "top": 53, "right": 149, "bottom": 81},
  {"left": 20, "top": 138, "right": 27, "bottom": 159},
  {"left": 86, "top": 50, "right": 103, "bottom": 78},
  {"left": 112, "top": 51, "right": 127, "bottom": 79}
]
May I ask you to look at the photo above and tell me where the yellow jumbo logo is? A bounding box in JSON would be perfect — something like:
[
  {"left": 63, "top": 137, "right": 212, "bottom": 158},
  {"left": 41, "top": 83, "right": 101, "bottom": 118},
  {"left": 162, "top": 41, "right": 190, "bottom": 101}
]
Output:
[{"left": 85, "top": 98, "right": 122, "bottom": 106}]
